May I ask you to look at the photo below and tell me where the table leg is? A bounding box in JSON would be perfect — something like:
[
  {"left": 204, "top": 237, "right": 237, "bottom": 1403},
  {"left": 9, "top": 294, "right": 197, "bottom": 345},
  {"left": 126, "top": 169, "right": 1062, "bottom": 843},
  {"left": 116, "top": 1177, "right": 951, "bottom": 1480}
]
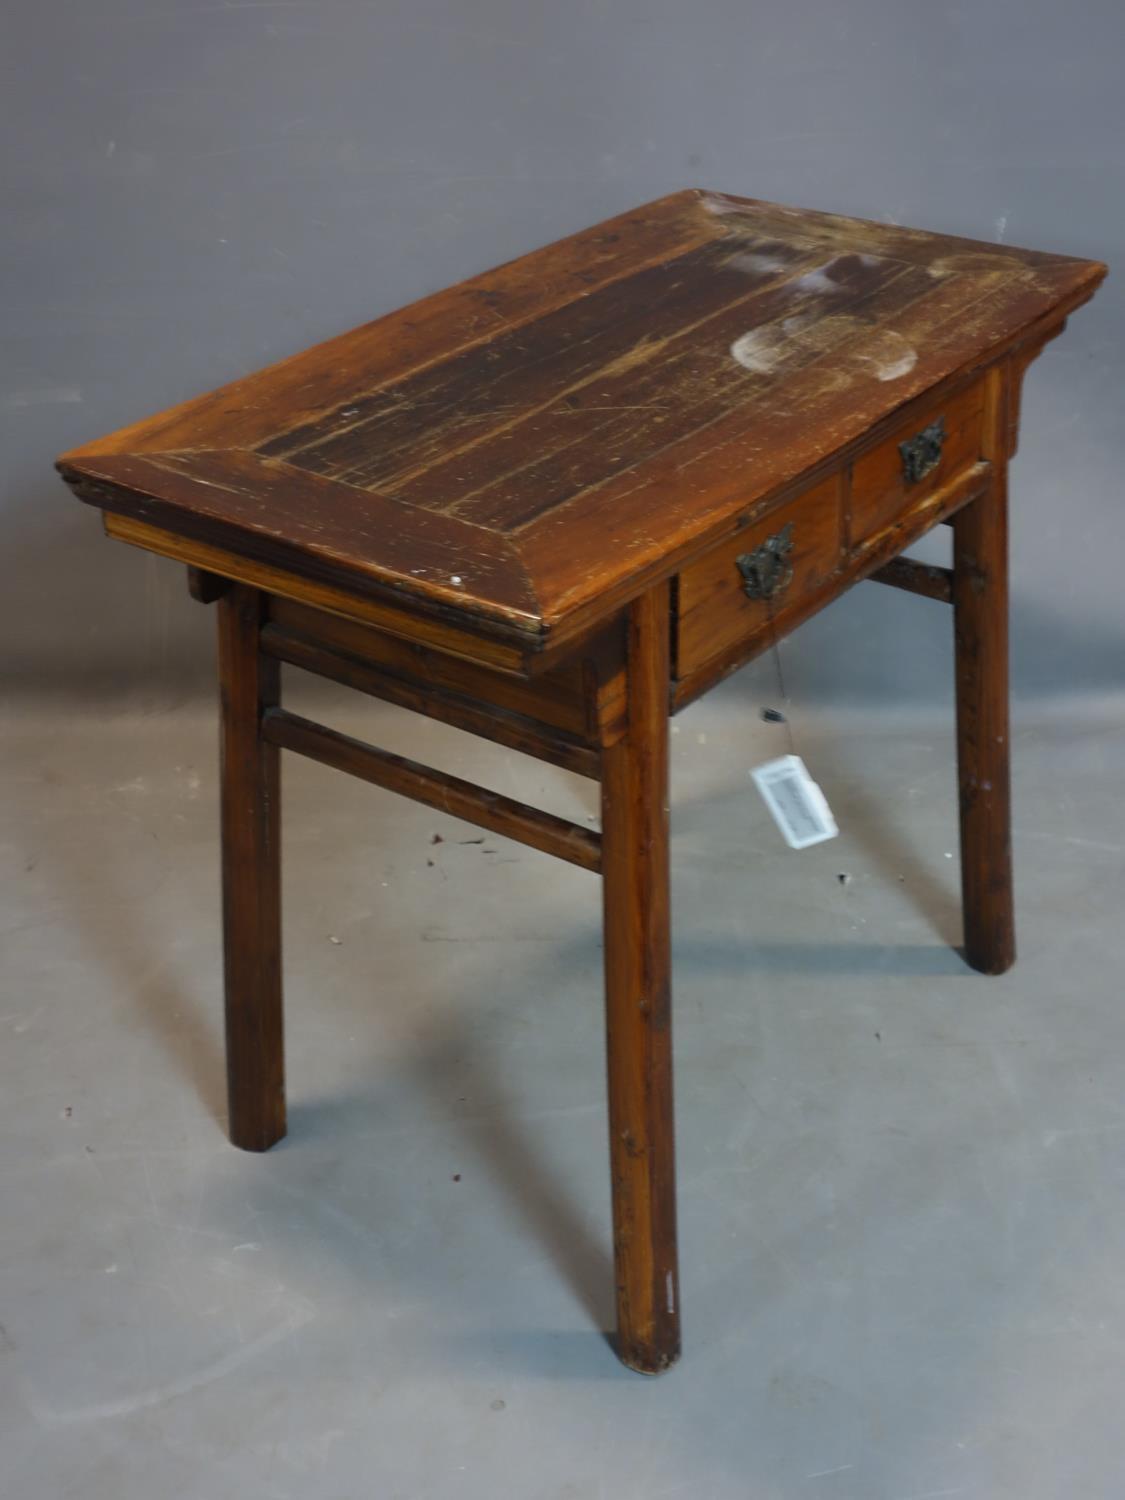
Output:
[
  {"left": 600, "top": 582, "right": 680, "bottom": 1373},
  {"left": 953, "top": 450, "right": 1015, "bottom": 975},
  {"left": 218, "top": 585, "right": 286, "bottom": 1150}
]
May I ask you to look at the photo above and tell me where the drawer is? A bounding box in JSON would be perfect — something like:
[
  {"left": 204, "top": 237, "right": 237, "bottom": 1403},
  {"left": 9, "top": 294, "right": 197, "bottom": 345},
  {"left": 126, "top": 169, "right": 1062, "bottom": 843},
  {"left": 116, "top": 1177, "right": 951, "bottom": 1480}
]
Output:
[
  {"left": 675, "top": 474, "right": 844, "bottom": 681},
  {"left": 849, "top": 377, "right": 986, "bottom": 544}
]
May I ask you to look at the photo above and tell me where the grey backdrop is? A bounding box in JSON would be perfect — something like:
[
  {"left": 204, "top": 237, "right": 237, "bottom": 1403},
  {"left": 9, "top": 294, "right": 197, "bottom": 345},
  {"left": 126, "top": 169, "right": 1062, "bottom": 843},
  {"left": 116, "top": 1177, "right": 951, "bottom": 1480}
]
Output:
[{"left": 4, "top": 0, "right": 1122, "bottom": 709}]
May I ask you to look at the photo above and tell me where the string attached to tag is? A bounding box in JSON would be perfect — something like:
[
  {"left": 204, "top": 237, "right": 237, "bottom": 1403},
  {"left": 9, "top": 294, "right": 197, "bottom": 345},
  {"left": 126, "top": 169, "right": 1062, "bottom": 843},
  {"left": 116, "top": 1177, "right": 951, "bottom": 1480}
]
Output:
[
  {"left": 751, "top": 594, "right": 839, "bottom": 849},
  {"left": 765, "top": 593, "right": 797, "bottom": 758}
]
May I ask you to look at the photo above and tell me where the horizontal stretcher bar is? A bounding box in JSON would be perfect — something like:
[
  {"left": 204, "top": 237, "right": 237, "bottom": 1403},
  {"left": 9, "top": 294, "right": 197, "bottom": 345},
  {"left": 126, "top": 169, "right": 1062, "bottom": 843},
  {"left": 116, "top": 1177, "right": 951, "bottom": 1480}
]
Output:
[
  {"left": 866, "top": 556, "right": 954, "bottom": 603},
  {"left": 261, "top": 708, "right": 602, "bottom": 873}
]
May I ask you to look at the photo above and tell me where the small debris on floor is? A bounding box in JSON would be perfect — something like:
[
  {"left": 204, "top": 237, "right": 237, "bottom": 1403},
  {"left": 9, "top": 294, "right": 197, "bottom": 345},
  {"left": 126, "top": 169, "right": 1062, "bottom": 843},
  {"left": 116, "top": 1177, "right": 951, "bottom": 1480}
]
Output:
[
  {"left": 62, "top": 1106, "right": 72, "bottom": 1119},
  {"left": 328, "top": 935, "right": 342, "bottom": 945},
  {"left": 837, "top": 872, "right": 851, "bottom": 885},
  {"left": 452, "top": 1173, "right": 461, "bottom": 1182},
  {"left": 430, "top": 833, "right": 444, "bottom": 845},
  {"left": 490, "top": 1399, "right": 506, "bottom": 1412},
  {"left": 761, "top": 707, "right": 787, "bottom": 723},
  {"left": 458, "top": 837, "right": 485, "bottom": 845},
  {"left": 875, "top": 1031, "right": 882, "bottom": 1042}
]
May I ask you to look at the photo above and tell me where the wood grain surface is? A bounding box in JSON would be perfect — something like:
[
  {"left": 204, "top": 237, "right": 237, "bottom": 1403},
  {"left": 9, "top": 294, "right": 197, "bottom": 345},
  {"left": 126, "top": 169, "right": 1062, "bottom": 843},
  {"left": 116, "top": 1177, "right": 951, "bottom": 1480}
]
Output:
[
  {"left": 954, "top": 367, "right": 1015, "bottom": 974},
  {"left": 218, "top": 586, "right": 286, "bottom": 1152},
  {"left": 600, "top": 582, "right": 679, "bottom": 1373},
  {"left": 676, "top": 473, "right": 843, "bottom": 679},
  {"left": 58, "top": 190, "right": 1105, "bottom": 658}
]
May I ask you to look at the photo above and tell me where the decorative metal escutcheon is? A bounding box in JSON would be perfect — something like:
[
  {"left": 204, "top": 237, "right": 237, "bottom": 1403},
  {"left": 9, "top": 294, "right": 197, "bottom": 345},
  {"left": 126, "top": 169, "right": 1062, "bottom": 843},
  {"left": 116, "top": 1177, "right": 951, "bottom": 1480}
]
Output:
[
  {"left": 736, "top": 521, "right": 795, "bottom": 601},
  {"left": 898, "top": 415, "right": 946, "bottom": 485}
]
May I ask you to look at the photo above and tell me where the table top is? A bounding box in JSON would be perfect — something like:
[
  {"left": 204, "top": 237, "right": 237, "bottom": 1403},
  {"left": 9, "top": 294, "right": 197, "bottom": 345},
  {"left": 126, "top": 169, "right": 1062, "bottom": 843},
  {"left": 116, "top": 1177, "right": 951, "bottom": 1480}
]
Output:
[{"left": 59, "top": 189, "right": 1104, "bottom": 656}]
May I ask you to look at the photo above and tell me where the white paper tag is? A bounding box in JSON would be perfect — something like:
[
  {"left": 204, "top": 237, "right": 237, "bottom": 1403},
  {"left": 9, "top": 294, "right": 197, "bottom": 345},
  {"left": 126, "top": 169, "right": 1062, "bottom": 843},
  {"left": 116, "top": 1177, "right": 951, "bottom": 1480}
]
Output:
[{"left": 750, "top": 754, "right": 838, "bottom": 850}]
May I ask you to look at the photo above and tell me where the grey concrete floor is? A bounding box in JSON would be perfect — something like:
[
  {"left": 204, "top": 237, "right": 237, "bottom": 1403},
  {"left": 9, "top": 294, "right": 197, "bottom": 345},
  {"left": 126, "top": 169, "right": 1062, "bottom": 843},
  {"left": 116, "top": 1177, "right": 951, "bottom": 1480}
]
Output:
[{"left": 3, "top": 665, "right": 1125, "bottom": 1500}]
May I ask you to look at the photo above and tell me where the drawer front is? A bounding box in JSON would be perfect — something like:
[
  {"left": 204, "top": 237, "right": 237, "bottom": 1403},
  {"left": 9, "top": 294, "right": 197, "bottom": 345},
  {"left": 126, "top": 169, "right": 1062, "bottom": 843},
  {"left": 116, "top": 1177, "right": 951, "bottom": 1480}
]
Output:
[
  {"left": 676, "top": 475, "right": 843, "bottom": 681},
  {"left": 849, "top": 378, "right": 986, "bottom": 544}
]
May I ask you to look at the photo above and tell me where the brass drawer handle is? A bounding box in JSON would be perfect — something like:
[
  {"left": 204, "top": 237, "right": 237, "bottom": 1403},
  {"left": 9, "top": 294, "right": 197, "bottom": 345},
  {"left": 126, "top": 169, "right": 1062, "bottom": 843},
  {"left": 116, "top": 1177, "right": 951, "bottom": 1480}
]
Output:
[
  {"left": 736, "top": 521, "right": 795, "bottom": 601},
  {"left": 899, "top": 415, "right": 946, "bottom": 484}
]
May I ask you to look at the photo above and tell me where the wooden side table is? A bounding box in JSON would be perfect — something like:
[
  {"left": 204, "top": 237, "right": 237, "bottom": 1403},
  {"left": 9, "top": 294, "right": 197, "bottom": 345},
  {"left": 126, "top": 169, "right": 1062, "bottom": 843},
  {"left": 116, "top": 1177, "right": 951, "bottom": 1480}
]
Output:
[{"left": 58, "top": 191, "right": 1105, "bottom": 1373}]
